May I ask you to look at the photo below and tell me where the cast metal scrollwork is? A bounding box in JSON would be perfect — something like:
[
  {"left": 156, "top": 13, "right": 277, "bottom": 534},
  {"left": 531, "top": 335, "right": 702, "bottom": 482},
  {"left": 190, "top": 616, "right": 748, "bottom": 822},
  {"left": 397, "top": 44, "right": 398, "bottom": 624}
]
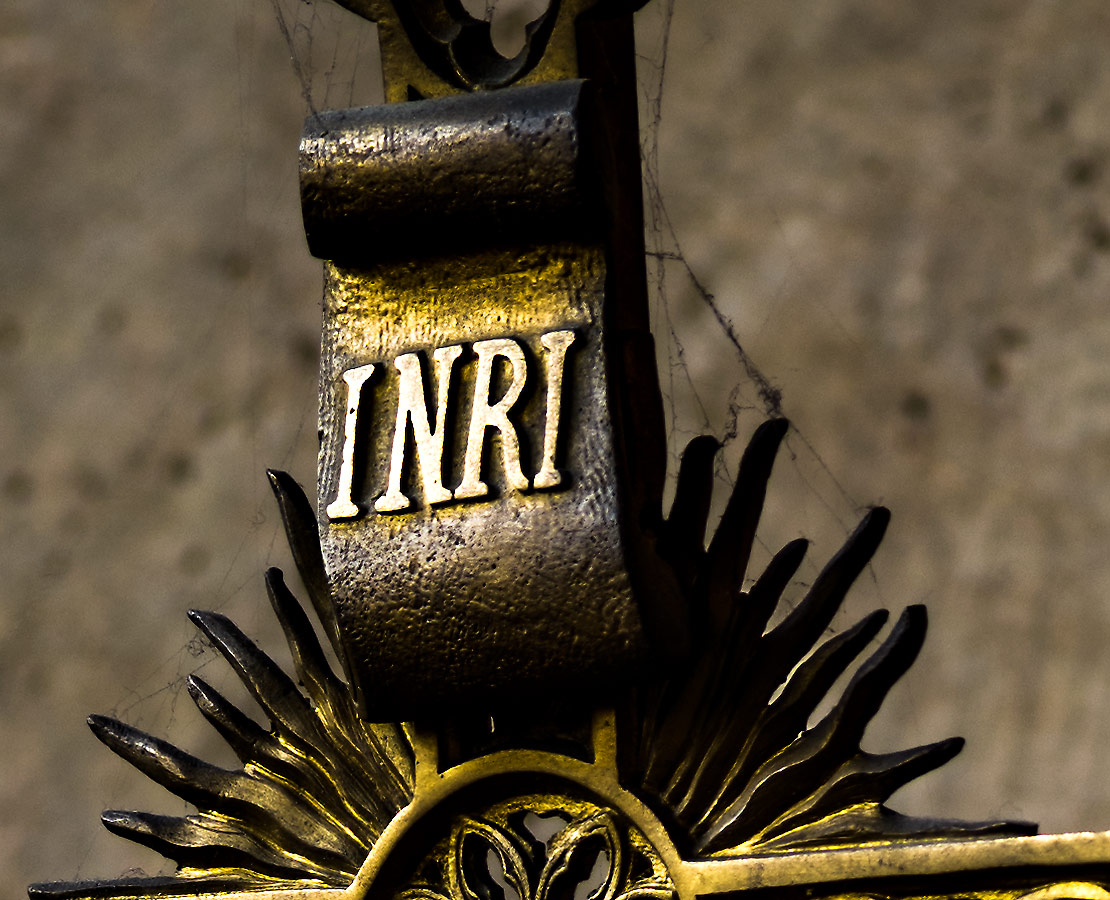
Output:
[
  {"left": 28, "top": 0, "right": 1110, "bottom": 897},
  {"left": 360, "top": 0, "right": 563, "bottom": 91},
  {"left": 29, "top": 422, "right": 1048, "bottom": 899},
  {"left": 322, "top": 0, "right": 652, "bottom": 98},
  {"left": 398, "top": 799, "right": 674, "bottom": 900}
]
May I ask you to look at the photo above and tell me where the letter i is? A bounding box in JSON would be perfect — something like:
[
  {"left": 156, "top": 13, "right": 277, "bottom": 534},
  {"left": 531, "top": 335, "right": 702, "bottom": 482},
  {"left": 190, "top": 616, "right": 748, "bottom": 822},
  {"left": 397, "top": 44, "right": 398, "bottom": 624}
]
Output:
[
  {"left": 534, "top": 330, "right": 575, "bottom": 490},
  {"left": 326, "top": 363, "right": 376, "bottom": 520}
]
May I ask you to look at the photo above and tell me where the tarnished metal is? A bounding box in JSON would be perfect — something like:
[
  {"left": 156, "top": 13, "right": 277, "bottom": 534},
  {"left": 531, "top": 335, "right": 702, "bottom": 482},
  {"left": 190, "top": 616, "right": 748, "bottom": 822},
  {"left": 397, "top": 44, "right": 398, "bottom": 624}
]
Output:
[
  {"left": 322, "top": 0, "right": 652, "bottom": 100},
  {"left": 28, "top": 3, "right": 1110, "bottom": 900},
  {"left": 304, "top": 4, "right": 679, "bottom": 719},
  {"left": 300, "top": 81, "right": 600, "bottom": 262},
  {"left": 28, "top": 426, "right": 1110, "bottom": 900},
  {"left": 314, "top": 242, "right": 678, "bottom": 718}
]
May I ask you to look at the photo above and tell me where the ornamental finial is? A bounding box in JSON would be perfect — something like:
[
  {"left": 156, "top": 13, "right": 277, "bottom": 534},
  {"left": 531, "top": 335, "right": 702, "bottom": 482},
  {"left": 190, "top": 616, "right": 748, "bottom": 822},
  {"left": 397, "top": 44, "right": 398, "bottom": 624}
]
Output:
[{"left": 324, "top": 0, "right": 652, "bottom": 99}]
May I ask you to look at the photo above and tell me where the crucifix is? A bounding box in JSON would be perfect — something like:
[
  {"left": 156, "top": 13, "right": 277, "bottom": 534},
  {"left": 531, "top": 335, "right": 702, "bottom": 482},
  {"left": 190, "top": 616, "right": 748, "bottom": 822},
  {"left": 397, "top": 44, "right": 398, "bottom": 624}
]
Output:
[{"left": 28, "top": 3, "right": 1110, "bottom": 900}]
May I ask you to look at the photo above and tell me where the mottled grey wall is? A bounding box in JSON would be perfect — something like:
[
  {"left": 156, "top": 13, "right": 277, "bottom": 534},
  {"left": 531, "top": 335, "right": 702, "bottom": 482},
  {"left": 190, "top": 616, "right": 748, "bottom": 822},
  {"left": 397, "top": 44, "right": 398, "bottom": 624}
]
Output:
[{"left": 4, "top": 0, "right": 1110, "bottom": 890}]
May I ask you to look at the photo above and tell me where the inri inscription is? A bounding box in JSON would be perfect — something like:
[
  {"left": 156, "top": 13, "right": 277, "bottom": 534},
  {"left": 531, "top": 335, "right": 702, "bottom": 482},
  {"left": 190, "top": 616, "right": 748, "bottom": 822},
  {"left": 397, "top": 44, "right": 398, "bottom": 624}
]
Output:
[{"left": 326, "top": 329, "right": 576, "bottom": 521}]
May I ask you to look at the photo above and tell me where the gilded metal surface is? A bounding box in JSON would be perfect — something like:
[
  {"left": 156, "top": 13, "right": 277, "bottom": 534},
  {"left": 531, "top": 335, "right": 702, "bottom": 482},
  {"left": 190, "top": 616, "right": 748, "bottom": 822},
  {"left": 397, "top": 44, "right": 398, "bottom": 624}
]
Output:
[
  {"left": 390, "top": 795, "right": 674, "bottom": 900},
  {"left": 29, "top": 1, "right": 1110, "bottom": 899},
  {"left": 318, "top": 0, "right": 650, "bottom": 100},
  {"left": 300, "top": 81, "right": 599, "bottom": 262},
  {"left": 33, "top": 427, "right": 1110, "bottom": 900},
  {"left": 315, "top": 243, "right": 673, "bottom": 718},
  {"left": 304, "top": 26, "right": 675, "bottom": 715}
]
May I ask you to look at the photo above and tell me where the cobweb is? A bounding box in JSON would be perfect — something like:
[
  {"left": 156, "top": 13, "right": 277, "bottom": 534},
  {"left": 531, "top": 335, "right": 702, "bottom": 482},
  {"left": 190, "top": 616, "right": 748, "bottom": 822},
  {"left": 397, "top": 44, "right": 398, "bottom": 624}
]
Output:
[
  {"left": 76, "top": 0, "right": 899, "bottom": 882},
  {"left": 256, "top": 0, "right": 881, "bottom": 555},
  {"left": 34, "top": 3, "right": 1110, "bottom": 891}
]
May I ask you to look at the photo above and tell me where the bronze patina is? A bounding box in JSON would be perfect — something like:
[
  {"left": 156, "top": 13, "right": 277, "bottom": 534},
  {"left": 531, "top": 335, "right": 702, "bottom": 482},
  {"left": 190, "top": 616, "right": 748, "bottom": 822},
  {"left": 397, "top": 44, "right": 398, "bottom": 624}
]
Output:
[{"left": 28, "top": 4, "right": 1110, "bottom": 900}]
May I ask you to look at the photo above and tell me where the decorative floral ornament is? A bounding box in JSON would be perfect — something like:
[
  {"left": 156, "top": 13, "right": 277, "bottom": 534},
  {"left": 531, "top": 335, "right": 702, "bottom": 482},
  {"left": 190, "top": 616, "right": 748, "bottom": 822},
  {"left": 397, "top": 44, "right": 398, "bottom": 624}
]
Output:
[
  {"left": 327, "top": 0, "right": 653, "bottom": 91},
  {"left": 385, "top": 0, "right": 563, "bottom": 90},
  {"left": 402, "top": 806, "right": 675, "bottom": 900}
]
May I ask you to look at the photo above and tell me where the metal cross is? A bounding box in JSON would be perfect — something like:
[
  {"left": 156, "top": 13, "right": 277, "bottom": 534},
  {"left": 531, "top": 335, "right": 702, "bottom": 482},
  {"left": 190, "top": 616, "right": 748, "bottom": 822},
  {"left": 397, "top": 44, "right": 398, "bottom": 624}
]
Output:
[{"left": 29, "top": 4, "right": 1110, "bottom": 900}]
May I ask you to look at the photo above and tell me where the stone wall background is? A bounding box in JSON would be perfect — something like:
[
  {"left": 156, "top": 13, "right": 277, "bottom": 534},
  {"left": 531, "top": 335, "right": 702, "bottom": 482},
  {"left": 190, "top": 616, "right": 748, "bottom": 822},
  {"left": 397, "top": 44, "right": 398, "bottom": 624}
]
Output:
[{"left": 4, "top": 0, "right": 1110, "bottom": 889}]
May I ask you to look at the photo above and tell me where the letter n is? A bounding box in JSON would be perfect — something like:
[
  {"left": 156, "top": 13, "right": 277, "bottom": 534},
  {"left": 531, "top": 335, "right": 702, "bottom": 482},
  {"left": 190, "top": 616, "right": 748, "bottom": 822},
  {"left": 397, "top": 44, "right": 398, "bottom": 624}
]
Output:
[{"left": 375, "top": 346, "right": 463, "bottom": 513}]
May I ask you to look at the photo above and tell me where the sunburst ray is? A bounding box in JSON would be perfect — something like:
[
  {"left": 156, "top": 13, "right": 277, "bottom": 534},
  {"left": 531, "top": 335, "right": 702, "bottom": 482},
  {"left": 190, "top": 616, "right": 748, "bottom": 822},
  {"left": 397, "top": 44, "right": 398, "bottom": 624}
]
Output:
[
  {"left": 626, "top": 419, "right": 1035, "bottom": 856},
  {"left": 31, "top": 474, "right": 416, "bottom": 898}
]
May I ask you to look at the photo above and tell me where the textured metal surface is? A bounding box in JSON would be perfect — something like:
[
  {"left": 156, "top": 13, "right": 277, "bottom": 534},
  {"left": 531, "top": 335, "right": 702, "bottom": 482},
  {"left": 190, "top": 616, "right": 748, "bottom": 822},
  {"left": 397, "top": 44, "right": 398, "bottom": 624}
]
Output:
[
  {"left": 301, "top": 4, "right": 676, "bottom": 718},
  {"left": 300, "top": 81, "right": 599, "bottom": 262},
  {"left": 27, "top": 0, "right": 1110, "bottom": 898},
  {"left": 323, "top": 0, "right": 652, "bottom": 99},
  {"left": 315, "top": 242, "right": 676, "bottom": 719},
  {"left": 30, "top": 428, "right": 1110, "bottom": 900}
]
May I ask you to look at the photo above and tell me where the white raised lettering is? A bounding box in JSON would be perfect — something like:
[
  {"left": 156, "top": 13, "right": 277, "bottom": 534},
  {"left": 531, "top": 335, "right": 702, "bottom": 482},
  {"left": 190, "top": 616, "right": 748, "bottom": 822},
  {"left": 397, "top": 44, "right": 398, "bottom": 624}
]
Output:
[
  {"left": 325, "top": 363, "right": 376, "bottom": 521},
  {"left": 455, "top": 338, "right": 530, "bottom": 500},
  {"left": 375, "top": 346, "right": 462, "bottom": 513},
  {"left": 533, "top": 330, "right": 576, "bottom": 490}
]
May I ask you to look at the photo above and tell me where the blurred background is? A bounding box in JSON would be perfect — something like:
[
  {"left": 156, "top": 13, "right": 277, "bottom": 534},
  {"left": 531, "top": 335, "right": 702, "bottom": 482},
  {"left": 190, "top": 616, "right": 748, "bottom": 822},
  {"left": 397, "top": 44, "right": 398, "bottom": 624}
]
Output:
[{"left": 4, "top": 0, "right": 1110, "bottom": 889}]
